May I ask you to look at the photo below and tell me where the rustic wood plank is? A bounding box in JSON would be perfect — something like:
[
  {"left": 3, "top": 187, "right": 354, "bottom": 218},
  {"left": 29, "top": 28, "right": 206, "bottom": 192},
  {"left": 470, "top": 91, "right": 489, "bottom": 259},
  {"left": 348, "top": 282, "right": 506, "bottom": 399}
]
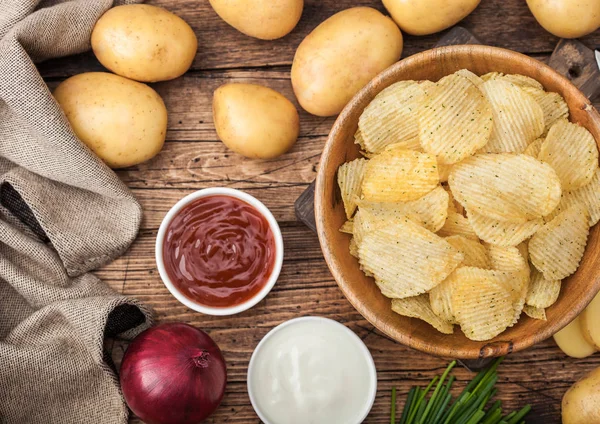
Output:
[{"left": 549, "top": 39, "right": 600, "bottom": 100}]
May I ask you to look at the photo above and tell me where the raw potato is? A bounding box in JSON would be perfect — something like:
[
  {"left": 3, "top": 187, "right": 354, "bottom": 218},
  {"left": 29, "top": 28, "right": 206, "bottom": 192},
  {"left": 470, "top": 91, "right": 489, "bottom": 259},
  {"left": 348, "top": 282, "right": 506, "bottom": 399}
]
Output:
[
  {"left": 212, "top": 83, "right": 299, "bottom": 159},
  {"left": 563, "top": 367, "right": 600, "bottom": 424},
  {"left": 526, "top": 0, "right": 600, "bottom": 38},
  {"left": 91, "top": 4, "right": 197, "bottom": 82},
  {"left": 291, "top": 7, "right": 403, "bottom": 116},
  {"left": 382, "top": 0, "right": 480, "bottom": 35},
  {"left": 554, "top": 316, "right": 596, "bottom": 359},
  {"left": 53, "top": 72, "right": 167, "bottom": 169},
  {"left": 209, "top": 0, "right": 303, "bottom": 40},
  {"left": 581, "top": 291, "right": 600, "bottom": 349}
]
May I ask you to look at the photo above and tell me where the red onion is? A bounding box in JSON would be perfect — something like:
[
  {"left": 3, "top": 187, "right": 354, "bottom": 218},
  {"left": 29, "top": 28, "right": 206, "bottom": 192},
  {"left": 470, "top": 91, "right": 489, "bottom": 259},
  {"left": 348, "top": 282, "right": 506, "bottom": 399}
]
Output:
[{"left": 120, "top": 323, "right": 227, "bottom": 424}]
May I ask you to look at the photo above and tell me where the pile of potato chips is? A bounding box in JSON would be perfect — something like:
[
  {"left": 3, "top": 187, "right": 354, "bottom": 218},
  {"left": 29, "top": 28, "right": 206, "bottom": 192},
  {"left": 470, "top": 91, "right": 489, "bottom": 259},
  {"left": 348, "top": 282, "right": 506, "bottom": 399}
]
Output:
[{"left": 338, "top": 69, "right": 600, "bottom": 341}]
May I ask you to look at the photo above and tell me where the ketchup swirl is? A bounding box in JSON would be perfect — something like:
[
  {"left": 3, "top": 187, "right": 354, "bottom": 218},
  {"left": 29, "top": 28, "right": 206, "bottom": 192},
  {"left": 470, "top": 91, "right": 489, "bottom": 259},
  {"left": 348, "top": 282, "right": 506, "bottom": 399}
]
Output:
[{"left": 163, "top": 195, "right": 276, "bottom": 308}]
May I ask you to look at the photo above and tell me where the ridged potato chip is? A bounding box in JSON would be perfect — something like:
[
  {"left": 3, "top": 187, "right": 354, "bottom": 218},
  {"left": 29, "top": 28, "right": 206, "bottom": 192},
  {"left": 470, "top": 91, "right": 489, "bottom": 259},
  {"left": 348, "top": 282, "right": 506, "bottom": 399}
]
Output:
[
  {"left": 438, "top": 161, "right": 453, "bottom": 183},
  {"left": 359, "top": 81, "right": 425, "bottom": 153},
  {"left": 526, "top": 266, "right": 561, "bottom": 308},
  {"left": 419, "top": 80, "right": 435, "bottom": 90},
  {"left": 339, "top": 220, "right": 354, "bottom": 234},
  {"left": 467, "top": 210, "right": 543, "bottom": 246},
  {"left": 358, "top": 217, "right": 463, "bottom": 298},
  {"left": 430, "top": 276, "right": 457, "bottom": 324},
  {"left": 523, "top": 305, "right": 546, "bottom": 320},
  {"left": 449, "top": 153, "right": 562, "bottom": 223},
  {"left": 523, "top": 137, "right": 544, "bottom": 158},
  {"left": 437, "top": 212, "right": 477, "bottom": 239},
  {"left": 443, "top": 185, "right": 464, "bottom": 215},
  {"left": 521, "top": 87, "right": 569, "bottom": 134},
  {"left": 546, "top": 168, "right": 600, "bottom": 226},
  {"left": 383, "top": 137, "right": 423, "bottom": 153},
  {"left": 480, "top": 79, "right": 544, "bottom": 153},
  {"left": 354, "top": 128, "right": 366, "bottom": 150},
  {"left": 338, "top": 158, "right": 368, "bottom": 219},
  {"left": 352, "top": 209, "right": 381, "bottom": 246},
  {"left": 349, "top": 237, "right": 358, "bottom": 258},
  {"left": 530, "top": 204, "right": 590, "bottom": 280},
  {"left": 445, "top": 235, "right": 490, "bottom": 268},
  {"left": 451, "top": 267, "right": 516, "bottom": 341},
  {"left": 362, "top": 147, "right": 439, "bottom": 202},
  {"left": 481, "top": 72, "right": 544, "bottom": 90},
  {"left": 517, "top": 241, "right": 529, "bottom": 263},
  {"left": 357, "top": 185, "right": 449, "bottom": 232},
  {"left": 442, "top": 69, "right": 484, "bottom": 87},
  {"left": 487, "top": 244, "right": 530, "bottom": 323},
  {"left": 539, "top": 119, "right": 598, "bottom": 190},
  {"left": 419, "top": 73, "right": 493, "bottom": 164},
  {"left": 391, "top": 295, "right": 454, "bottom": 334}
]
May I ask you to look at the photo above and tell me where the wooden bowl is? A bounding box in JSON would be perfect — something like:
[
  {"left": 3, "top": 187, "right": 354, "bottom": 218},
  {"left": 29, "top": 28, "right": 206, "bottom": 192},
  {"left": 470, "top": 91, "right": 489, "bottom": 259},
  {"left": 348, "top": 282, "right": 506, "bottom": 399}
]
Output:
[{"left": 315, "top": 45, "right": 600, "bottom": 359}]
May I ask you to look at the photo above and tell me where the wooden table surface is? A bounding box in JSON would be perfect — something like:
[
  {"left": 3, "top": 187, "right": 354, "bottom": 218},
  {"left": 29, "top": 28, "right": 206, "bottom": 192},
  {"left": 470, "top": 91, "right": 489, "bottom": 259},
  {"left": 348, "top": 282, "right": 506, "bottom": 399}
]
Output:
[{"left": 39, "top": 1, "right": 600, "bottom": 423}]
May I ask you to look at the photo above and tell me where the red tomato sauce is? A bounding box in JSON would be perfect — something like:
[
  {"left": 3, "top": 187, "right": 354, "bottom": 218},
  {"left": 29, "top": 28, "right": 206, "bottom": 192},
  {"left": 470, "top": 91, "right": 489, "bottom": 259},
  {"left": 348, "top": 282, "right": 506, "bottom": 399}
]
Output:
[{"left": 163, "top": 195, "right": 276, "bottom": 308}]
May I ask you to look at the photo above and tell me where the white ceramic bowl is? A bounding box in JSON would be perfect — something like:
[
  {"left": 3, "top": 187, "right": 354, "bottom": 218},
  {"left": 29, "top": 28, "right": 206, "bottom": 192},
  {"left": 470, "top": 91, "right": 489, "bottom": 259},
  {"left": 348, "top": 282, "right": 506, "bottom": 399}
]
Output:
[
  {"left": 247, "top": 316, "right": 378, "bottom": 424},
  {"left": 155, "top": 187, "right": 284, "bottom": 316}
]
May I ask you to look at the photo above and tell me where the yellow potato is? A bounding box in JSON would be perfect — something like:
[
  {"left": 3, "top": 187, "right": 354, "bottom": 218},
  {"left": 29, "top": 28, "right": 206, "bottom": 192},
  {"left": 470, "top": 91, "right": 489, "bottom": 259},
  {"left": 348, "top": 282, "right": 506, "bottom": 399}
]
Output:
[
  {"left": 209, "top": 0, "right": 303, "bottom": 40},
  {"left": 212, "top": 83, "right": 299, "bottom": 159},
  {"left": 580, "top": 291, "right": 600, "bottom": 349},
  {"left": 91, "top": 4, "right": 197, "bottom": 82},
  {"left": 553, "top": 316, "right": 596, "bottom": 359},
  {"left": 526, "top": 0, "right": 600, "bottom": 38},
  {"left": 291, "top": 7, "right": 403, "bottom": 116},
  {"left": 382, "top": 0, "right": 480, "bottom": 36},
  {"left": 563, "top": 367, "right": 600, "bottom": 424},
  {"left": 53, "top": 72, "right": 167, "bottom": 169}
]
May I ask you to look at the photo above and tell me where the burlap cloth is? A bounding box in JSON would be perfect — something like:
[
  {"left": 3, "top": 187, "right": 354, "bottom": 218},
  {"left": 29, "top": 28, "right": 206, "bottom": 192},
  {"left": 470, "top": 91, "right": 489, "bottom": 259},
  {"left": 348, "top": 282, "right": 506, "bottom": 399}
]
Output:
[{"left": 0, "top": 1, "right": 155, "bottom": 423}]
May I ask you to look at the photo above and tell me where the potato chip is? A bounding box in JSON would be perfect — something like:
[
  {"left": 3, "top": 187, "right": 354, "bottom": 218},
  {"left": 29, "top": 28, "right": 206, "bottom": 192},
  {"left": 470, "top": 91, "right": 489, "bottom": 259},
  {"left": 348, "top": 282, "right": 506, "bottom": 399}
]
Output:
[
  {"left": 481, "top": 72, "right": 544, "bottom": 90},
  {"left": 441, "top": 69, "right": 484, "bottom": 87},
  {"left": 358, "top": 217, "right": 463, "bottom": 298},
  {"left": 517, "top": 241, "right": 529, "bottom": 263},
  {"left": 339, "top": 220, "right": 354, "bottom": 234},
  {"left": 349, "top": 237, "right": 359, "bottom": 258},
  {"left": 354, "top": 128, "right": 366, "bottom": 150},
  {"left": 357, "top": 186, "right": 449, "bottom": 232},
  {"left": 337, "top": 158, "right": 368, "bottom": 219},
  {"left": 437, "top": 211, "right": 478, "bottom": 239},
  {"left": 359, "top": 81, "right": 425, "bottom": 153},
  {"left": 445, "top": 235, "right": 489, "bottom": 268},
  {"left": 391, "top": 295, "right": 454, "bottom": 334},
  {"left": 480, "top": 79, "right": 544, "bottom": 153},
  {"left": 419, "top": 80, "right": 435, "bottom": 90},
  {"left": 523, "top": 137, "right": 544, "bottom": 158},
  {"left": 523, "top": 305, "right": 546, "bottom": 321},
  {"left": 546, "top": 168, "right": 600, "bottom": 226},
  {"left": 443, "top": 185, "right": 464, "bottom": 215},
  {"left": 419, "top": 73, "right": 493, "bottom": 164},
  {"left": 352, "top": 209, "right": 379, "bottom": 246},
  {"left": 438, "top": 161, "right": 453, "bottom": 183},
  {"left": 526, "top": 266, "right": 561, "bottom": 308},
  {"left": 530, "top": 204, "right": 590, "bottom": 280},
  {"left": 449, "top": 153, "right": 562, "bottom": 222},
  {"left": 451, "top": 267, "right": 516, "bottom": 341},
  {"left": 539, "top": 119, "right": 598, "bottom": 190},
  {"left": 487, "top": 244, "right": 530, "bottom": 323},
  {"left": 429, "top": 276, "right": 457, "bottom": 324},
  {"left": 467, "top": 210, "right": 543, "bottom": 246},
  {"left": 383, "top": 137, "right": 423, "bottom": 152},
  {"left": 521, "top": 87, "right": 569, "bottom": 134},
  {"left": 362, "top": 147, "right": 439, "bottom": 202}
]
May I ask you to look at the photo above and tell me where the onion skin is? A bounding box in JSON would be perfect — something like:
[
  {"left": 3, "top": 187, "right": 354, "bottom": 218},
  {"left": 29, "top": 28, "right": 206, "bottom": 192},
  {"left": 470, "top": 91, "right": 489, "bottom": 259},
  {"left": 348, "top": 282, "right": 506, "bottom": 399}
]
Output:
[{"left": 120, "top": 323, "right": 227, "bottom": 424}]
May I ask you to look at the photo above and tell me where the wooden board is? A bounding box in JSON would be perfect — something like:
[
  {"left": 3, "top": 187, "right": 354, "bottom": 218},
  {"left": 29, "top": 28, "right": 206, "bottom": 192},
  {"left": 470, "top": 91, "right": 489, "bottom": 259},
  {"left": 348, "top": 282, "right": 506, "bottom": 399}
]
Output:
[{"left": 38, "top": 1, "right": 600, "bottom": 423}]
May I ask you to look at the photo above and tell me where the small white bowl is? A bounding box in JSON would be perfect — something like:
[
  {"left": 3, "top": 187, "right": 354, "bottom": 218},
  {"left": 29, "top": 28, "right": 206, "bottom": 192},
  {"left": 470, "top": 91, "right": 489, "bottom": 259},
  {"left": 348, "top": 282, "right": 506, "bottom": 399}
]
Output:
[
  {"left": 247, "top": 316, "right": 378, "bottom": 424},
  {"left": 155, "top": 187, "right": 284, "bottom": 316}
]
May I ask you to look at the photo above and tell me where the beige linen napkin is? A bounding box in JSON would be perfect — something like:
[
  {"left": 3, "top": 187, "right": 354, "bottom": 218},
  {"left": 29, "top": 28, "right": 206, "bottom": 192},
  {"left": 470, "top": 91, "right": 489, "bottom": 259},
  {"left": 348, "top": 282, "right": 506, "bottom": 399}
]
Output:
[{"left": 0, "top": 0, "right": 154, "bottom": 422}]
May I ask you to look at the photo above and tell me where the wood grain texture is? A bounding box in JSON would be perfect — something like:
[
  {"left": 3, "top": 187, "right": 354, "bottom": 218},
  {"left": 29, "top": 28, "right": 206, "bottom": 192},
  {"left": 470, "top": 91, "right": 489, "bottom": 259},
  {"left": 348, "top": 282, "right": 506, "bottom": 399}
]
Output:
[{"left": 37, "top": 0, "right": 600, "bottom": 422}]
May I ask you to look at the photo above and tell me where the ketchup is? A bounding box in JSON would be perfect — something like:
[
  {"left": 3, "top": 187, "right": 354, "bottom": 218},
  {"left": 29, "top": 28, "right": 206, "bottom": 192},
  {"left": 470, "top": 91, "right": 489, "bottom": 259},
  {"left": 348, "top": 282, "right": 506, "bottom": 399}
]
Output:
[{"left": 163, "top": 195, "right": 276, "bottom": 308}]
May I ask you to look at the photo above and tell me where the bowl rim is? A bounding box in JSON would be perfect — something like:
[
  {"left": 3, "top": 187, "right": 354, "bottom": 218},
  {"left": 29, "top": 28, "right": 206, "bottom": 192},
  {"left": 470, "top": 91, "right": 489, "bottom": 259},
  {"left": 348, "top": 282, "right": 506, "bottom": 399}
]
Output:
[
  {"left": 315, "top": 44, "right": 600, "bottom": 358},
  {"left": 246, "top": 316, "right": 378, "bottom": 424},
  {"left": 155, "top": 187, "right": 284, "bottom": 316}
]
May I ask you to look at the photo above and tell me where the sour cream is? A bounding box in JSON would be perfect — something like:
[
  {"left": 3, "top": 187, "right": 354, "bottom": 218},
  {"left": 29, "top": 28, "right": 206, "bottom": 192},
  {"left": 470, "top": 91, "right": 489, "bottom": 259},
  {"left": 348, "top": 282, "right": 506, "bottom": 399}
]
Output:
[{"left": 247, "top": 316, "right": 377, "bottom": 424}]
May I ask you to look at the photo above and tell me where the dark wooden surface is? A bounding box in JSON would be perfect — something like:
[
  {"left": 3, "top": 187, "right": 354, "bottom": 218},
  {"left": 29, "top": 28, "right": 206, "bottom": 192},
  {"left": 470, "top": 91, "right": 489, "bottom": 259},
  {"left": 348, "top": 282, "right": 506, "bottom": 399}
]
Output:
[{"left": 38, "top": 1, "right": 600, "bottom": 423}]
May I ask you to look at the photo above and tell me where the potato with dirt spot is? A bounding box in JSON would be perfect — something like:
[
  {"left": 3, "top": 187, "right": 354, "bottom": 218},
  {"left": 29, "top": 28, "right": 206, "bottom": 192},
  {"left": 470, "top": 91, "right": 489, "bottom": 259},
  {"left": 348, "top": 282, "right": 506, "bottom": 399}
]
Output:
[
  {"left": 212, "top": 83, "right": 299, "bottom": 159},
  {"left": 91, "top": 4, "right": 197, "bottom": 82},
  {"left": 562, "top": 367, "right": 600, "bottom": 424},
  {"left": 54, "top": 72, "right": 167, "bottom": 169}
]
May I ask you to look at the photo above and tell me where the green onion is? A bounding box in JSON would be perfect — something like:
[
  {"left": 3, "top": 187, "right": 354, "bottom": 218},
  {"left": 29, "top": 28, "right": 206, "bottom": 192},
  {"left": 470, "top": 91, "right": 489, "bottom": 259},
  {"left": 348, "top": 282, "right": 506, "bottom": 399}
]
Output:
[
  {"left": 391, "top": 387, "right": 397, "bottom": 424},
  {"left": 393, "top": 358, "right": 530, "bottom": 424}
]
